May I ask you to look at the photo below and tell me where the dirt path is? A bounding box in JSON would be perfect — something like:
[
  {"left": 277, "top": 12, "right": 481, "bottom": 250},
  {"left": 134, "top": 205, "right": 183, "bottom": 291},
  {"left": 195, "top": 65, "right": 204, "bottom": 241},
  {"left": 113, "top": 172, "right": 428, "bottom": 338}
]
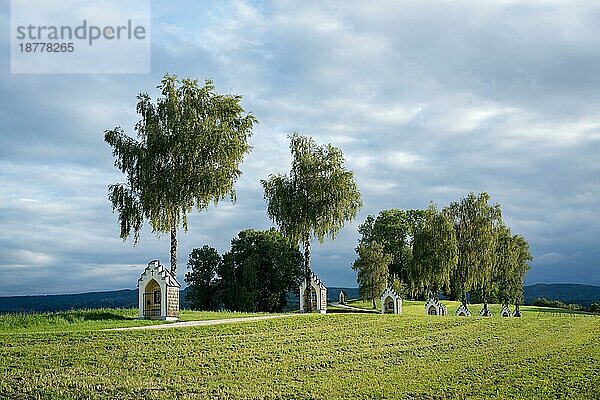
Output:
[{"left": 107, "top": 314, "right": 299, "bottom": 331}]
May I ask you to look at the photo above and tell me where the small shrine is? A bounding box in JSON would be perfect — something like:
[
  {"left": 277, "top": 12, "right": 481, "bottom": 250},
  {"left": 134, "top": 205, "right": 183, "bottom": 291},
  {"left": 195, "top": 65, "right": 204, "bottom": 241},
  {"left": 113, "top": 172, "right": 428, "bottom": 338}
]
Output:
[
  {"left": 500, "top": 305, "right": 511, "bottom": 317},
  {"left": 138, "top": 259, "right": 180, "bottom": 321},
  {"left": 380, "top": 287, "right": 402, "bottom": 314},
  {"left": 338, "top": 290, "right": 347, "bottom": 305},
  {"left": 425, "top": 298, "right": 448, "bottom": 316},
  {"left": 455, "top": 304, "right": 471, "bottom": 316},
  {"left": 299, "top": 272, "right": 327, "bottom": 314}
]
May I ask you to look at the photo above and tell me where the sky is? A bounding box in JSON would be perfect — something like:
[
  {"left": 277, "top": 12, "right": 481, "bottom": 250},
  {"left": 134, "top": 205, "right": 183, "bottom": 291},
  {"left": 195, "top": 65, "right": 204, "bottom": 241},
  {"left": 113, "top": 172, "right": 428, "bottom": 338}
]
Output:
[{"left": 1, "top": 0, "right": 599, "bottom": 296}]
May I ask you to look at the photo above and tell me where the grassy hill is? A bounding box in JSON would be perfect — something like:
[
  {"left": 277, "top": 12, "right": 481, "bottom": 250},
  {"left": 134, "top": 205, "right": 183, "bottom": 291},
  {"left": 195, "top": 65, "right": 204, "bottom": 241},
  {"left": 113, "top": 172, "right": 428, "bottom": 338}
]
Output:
[{"left": 0, "top": 302, "right": 598, "bottom": 399}]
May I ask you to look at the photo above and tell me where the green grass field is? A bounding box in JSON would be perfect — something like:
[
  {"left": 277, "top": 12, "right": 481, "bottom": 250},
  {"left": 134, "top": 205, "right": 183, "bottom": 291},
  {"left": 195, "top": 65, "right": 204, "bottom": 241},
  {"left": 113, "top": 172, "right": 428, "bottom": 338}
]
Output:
[
  {"left": 0, "top": 308, "right": 266, "bottom": 334},
  {"left": 1, "top": 302, "right": 598, "bottom": 399}
]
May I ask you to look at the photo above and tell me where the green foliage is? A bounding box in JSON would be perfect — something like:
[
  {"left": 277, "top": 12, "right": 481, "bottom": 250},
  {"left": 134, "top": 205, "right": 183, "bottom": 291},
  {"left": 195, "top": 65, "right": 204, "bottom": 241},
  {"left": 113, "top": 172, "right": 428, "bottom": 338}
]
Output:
[
  {"left": 469, "top": 285, "right": 501, "bottom": 305},
  {"left": 2, "top": 308, "right": 599, "bottom": 399},
  {"left": 352, "top": 241, "right": 391, "bottom": 308},
  {"left": 494, "top": 223, "right": 517, "bottom": 306},
  {"left": 357, "top": 193, "right": 531, "bottom": 310},
  {"left": 358, "top": 209, "right": 425, "bottom": 286},
  {"left": 390, "top": 276, "right": 408, "bottom": 299},
  {"left": 494, "top": 225, "right": 532, "bottom": 307},
  {"left": 185, "top": 245, "right": 221, "bottom": 310},
  {"left": 445, "top": 192, "right": 502, "bottom": 307},
  {"left": 411, "top": 203, "right": 458, "bottom": 298},
  {"left": 262, "top": 134, "right": 361, "bottom": 311},
  {"left": 105, "top": 74, "right": 256, "bottom": 272},
  {"left": 184, "top": 229, "right": 302, "bottom": 313},
  {"left": 217, "top": 229, "right": 304, "bottom": 312},
  {"left": 511, "top": 235, "right": 532, "bottom": 304},
  {"left": 261, "top": 134, "right": 362, "bottom": 246},
  {"left": 533, "top": 298, "right": 584, "bottom": 311}
]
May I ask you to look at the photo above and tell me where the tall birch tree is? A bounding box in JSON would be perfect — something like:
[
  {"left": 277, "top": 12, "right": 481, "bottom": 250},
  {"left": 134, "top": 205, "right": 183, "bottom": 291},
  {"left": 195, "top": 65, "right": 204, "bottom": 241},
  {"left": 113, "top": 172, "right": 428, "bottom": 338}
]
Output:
[
  {"left": 261, "top": 134, "right": 362, "bottom": 312},
  {"left": 105, "top": 74, "right": 256, "bottom": 275},
  {"left": 445, "top": 192, "right": 501, "bottom": 315},
  {"left": 352, "top": 241, "right": 391, "bottom": 309},
  {"left": 411, "top": 203, "right": 458, "bottom": 299}
]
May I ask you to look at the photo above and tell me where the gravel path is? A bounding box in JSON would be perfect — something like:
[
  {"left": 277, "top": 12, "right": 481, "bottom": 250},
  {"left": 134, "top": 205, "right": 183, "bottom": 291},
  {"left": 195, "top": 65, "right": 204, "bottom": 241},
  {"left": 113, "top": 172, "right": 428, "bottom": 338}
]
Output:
[{"left": 107, "top": 314, "right": 299, "bottom": 331}]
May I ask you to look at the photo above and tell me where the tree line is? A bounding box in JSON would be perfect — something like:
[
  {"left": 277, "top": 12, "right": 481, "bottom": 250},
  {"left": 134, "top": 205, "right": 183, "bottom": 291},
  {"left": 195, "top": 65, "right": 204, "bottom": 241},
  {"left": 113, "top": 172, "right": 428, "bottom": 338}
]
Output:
[
  {"left": 105, "top": 74, "right": 531, "bottom": 315},
  {"left": 185, "top": 229, "right": 304, "bottom": 312},
  {"left": 105, "top": 75, "right": 362, "bottom": 313},
  {"left": 353, "top": 193, "right": 532, "bottom": 315}
]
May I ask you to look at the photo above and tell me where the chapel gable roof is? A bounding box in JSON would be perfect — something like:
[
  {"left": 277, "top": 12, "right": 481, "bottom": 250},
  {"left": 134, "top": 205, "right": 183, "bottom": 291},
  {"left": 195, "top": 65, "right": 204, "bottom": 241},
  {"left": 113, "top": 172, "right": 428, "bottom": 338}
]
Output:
[
  {"left": 138, "top": 259, "right": 181, "bottom": 288},
  {"left": 310, "top": 272, "right": 326, "bottom": 289},
  {"left": 381, "top": 286, "right": 400, "bottom": 300}
]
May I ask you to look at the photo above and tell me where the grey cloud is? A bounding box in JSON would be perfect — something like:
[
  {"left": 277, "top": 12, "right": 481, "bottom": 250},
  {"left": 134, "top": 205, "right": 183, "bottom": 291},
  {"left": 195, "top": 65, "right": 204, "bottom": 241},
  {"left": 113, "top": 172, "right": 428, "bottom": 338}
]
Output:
[{"left": 1, "top": 0, "right": 599, "bottom": 295}]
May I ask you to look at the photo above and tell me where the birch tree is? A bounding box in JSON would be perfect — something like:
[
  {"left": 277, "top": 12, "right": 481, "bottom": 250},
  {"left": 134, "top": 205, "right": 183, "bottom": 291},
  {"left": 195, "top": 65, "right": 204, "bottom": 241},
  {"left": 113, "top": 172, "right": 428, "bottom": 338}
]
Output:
[
  {"left": 411, "top": 203, "right": 458, "bottom": 299},
  {"left": 445, "top": 192, "right": 501, "bottom": 315},
  {"left": 352, "top": 241, "right": 391, "bottom": 309},
  {"left": 261, "top": 134, "right": 362, "bottom": 312},
  {"left": 105, "top": 74, "right": 256, "bottom": 275}
]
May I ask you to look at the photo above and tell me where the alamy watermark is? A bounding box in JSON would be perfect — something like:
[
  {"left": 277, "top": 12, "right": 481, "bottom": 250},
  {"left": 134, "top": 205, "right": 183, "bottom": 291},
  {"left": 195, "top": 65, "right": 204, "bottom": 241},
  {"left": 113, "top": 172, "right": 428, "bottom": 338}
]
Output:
[{"left": 11, "top": 0, "right": 151, "bottom": 74}]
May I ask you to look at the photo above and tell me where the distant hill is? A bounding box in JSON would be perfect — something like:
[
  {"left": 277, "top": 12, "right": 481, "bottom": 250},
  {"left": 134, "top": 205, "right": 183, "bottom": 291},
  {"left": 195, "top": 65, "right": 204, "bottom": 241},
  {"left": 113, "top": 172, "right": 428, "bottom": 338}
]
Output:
[
  {"left": 0, "top": 288, "right": 191, "bottom": 313},
  {"left": 0, "top": 289, "right": 139, "bottom": 313},
  {"left": 327, "top": 287, "right": 360, "bottom": 302},
  {"left": 330, "top": 285, "right": 600, "bottom": 308},
  {"left": 523, "top": 284, "right": 600, "bottom": 308},
  {"left": 0, "top": 284, "right": 598, "bottom": 313}
]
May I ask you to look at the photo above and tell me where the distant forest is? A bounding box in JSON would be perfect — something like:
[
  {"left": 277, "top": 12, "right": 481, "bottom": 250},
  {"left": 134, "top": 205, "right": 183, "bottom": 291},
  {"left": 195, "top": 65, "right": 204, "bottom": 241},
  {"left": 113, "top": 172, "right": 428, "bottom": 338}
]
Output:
[{"left": 0, "top": 284, "right": 598, "bottom": 313}]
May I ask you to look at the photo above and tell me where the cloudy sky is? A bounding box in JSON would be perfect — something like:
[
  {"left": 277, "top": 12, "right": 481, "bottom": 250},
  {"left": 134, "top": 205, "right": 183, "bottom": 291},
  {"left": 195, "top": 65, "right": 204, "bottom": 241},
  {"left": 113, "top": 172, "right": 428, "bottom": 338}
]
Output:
[{"left": 1, "top": 0, "right": 599, "bottom": 296}]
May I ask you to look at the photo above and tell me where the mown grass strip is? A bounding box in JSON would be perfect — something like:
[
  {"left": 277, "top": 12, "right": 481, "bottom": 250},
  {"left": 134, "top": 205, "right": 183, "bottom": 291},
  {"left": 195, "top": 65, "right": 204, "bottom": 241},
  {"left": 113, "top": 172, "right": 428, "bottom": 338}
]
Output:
[{"left": 1, "top": 307, "right": 598, "bottom": 399}]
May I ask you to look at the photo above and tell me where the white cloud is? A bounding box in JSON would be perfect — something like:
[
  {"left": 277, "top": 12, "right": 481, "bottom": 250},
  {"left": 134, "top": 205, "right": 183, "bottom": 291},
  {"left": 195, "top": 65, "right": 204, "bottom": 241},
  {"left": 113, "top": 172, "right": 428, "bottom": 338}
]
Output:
[
  {"left": 0, "top": 249, "right": 54, "bottom": 267},
  {"left": 384, "top": 151, "right": 424, "bottom": 169},
  {"left": 444, "top": 102, "right": 519, "bottom": 135}
]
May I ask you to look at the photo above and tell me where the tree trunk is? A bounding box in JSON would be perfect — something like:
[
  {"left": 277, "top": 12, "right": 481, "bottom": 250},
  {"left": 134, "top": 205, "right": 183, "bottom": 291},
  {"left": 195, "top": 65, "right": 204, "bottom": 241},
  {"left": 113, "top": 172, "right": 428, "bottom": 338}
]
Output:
[
  {"left": 514, "top": 301, "right": 521, "bottom": 317},
  {"left": 170, "top": 225, "right": 177, "bottom": 275},
  {"left": 304, "top": 237, "right": 312, "bottom": 312},
  {"left": 482, "top": 288, "right": 490, "bottom": 316},
  {"left": 372, "top": 297, "right": 376, "bottom": 309},
  {"left": 461, "top": 279, "right": 467, "bottom": 307}
]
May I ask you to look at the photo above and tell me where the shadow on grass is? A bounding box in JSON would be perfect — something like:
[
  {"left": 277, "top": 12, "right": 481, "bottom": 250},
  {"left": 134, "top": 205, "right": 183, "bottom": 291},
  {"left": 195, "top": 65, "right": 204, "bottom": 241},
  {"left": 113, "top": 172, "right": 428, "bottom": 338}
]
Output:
[
  {"left": 326, "top": 304, "right": 379, "bottom": 314},
  {"left": 61, "top": 310, "right": 136, "bottom": 322},
  {"left": 524, "top": 307, "right": 596, "bottom": 317},
  {"left": 327, "top": 308, "right": 378, "bottom": 314}
]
